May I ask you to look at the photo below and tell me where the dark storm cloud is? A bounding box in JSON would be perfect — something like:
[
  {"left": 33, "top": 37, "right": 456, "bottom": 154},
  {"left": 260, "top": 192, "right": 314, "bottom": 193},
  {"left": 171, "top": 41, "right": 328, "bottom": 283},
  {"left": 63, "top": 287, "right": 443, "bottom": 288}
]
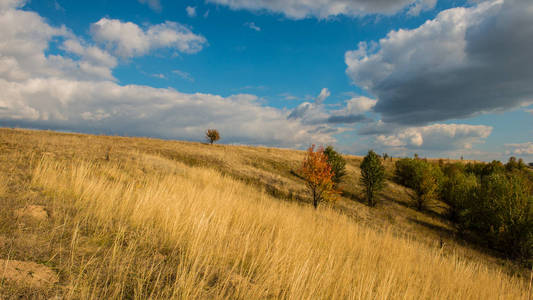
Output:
[{"left": 345, "top": 0, "right": 533, "bottom": 125}]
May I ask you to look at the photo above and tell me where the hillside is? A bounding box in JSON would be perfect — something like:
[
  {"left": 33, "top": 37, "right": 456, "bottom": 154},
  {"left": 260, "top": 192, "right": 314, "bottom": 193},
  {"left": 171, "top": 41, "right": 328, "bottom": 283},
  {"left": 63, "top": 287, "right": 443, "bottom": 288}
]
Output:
[{"left": 0, "top": 128, "right": 531, "bottom": 299}]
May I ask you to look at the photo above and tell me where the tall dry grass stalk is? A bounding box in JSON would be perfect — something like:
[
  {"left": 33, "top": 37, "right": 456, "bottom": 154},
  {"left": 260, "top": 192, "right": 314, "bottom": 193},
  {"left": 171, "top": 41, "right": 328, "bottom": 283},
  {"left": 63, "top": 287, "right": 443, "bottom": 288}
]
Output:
[{"left": 32, "top": 153, "right": 529, "bottom": 299}]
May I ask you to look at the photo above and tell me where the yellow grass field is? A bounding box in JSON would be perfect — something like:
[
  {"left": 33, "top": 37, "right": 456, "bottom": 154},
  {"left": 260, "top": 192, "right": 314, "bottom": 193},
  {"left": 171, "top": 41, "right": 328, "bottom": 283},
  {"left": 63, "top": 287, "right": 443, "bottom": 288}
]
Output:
[{"left": 0, "top": 128, "right": 531, "bottom": 299}]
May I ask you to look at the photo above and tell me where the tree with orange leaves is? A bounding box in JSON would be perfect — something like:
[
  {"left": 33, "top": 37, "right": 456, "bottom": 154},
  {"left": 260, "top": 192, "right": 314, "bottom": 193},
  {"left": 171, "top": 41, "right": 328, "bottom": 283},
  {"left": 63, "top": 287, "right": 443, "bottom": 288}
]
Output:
[{"left": 301, "top": 145, "right": 336, "bottom": 209}]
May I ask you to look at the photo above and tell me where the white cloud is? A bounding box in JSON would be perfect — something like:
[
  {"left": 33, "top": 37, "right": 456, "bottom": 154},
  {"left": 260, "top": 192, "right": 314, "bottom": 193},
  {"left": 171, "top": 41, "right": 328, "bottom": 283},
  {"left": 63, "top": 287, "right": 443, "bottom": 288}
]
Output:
[
  {"left": 407, "top": 0, "right": 436, "bottom": 16},
  {"left": 288, "top": 88, "right": 331, "bottom": 121},
  {"left": 138, "top": 0, "right": 162, "bottom": 12},
  {"left": 186, "top": 6, "right": 196, "bottom": 17},
  {"left": 323, "top": 96, "right": 375, "bottom": 124},
  {"left": 207, "top": 0, "right": 437, "bottom": 19},
  {"left": 342, "top": 96, "right": 376, "bottom": 115},
  {"left": 151, "top": 73, "right": 165, "bottom": 79},
  {"left": 61, "top": 39, "right": 117, "bottom": 68},
  {"left": 505, "top": 142, "right": 533, "bottom": 156},
  {"left": 280, "top": 93, "right": 298, "bottom": 100},
  {"left": 0, "top": 78, "right": 338, "bottom": 146},
  {"left": 244, "top": 22, "right": 261, "bottom": 31},
  {"left": 0, "top": 0, "right": 25, "bottom": 11},
  {"left": 315, "top": 88, "right": 330, "bottom": 104},
  {"left": 0, "top": 3, "right": 118, "bottom": 82},
  {"left": 0, "top": 2, "right": 337, "bottom": 148},
  {"left": 345, "top": 0, "right": 533, "bottom": 125},
  {"left": 288, "top": 89, "right": 371, "bottom": 125},
  {"left": 90, "top": 18, "right": 207, "bottom": 59},
  {"left": 375, "top": 123, "right": 492, "bottom": 151},
  {"left": 172, "top": 69, "right": 194, "bottom": 82}
]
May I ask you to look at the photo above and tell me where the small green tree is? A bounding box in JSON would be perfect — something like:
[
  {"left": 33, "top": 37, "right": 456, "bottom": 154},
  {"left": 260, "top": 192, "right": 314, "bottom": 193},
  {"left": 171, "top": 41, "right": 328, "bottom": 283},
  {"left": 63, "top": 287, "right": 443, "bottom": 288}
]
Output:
[
  {"left": 412, "top": 163, "right": 439, "bottom": 211},
  {"left": 360, "top": 150, "right": 385, "bottom": 207},
  {"left": 440, "top": 170, "right": 479, "bottom": 231},
  {"left": 323, "top": 146, "right": 346, "bottom": 188}
]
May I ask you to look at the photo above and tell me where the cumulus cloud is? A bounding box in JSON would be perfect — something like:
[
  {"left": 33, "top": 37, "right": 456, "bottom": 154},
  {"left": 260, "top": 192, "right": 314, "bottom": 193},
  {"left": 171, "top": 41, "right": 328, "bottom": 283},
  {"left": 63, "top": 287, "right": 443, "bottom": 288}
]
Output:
[
  {"left": 0, "top": 0, "right": 25, "bottom": 11},
  {"left": 138, "top": 0, "right": 162, "bottom": 12},
  {"left": 288, "top": 89, "right": 331, "bottom": 122},
  {"left": 341, "top": 96, "right": 376, "bottom": 115},
  {"left": 90, "top": 18, "right": 207, "bottom": 58},
  {"left": 207, "top": 0, "right": 436, "bottom": 19},
  {"left": 375, "top": 123, "right": 492, "bottom": 151},
  {"left": 60, "top": 39, "right": 118, "bottom": 77},
  {"left": 186, "top": 6, "right": 197, "bottom": 17},
  {"left": 0, "top": 78, "right": 337, "bottom": 146},
  {"left": 288, "top": 102, "right": 315, "bottom": 120},
  {"left": 505, "top": 142, "right": 533, "bottom": 156},
  {"left": 0, "top": 2, "right": 118, "bottom": 82},
  {"left": 315, "top": 88, "right": 330, "bottom": 104},
  {"left": 325, "top": 96, "right": 375, "bottom": 124},
  {"left": 0, "top": 2, "right": 337, "bottom": 148},
  {"left": 288, "top": 89, "right": 371, "bottom": 125},
  {"left": 345, "top": 0, "right": 533, "bottom": 125}
]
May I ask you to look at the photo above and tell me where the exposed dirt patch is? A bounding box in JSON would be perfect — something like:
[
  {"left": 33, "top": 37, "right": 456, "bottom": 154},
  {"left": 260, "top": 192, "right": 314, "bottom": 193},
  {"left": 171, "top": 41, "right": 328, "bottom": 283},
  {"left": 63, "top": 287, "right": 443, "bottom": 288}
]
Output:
[
  {"left": 0, "top": 259, "right": 58, "bottom": 288},
  {"left": 15, "top": 205, "right": 48, "bottom": 221}
]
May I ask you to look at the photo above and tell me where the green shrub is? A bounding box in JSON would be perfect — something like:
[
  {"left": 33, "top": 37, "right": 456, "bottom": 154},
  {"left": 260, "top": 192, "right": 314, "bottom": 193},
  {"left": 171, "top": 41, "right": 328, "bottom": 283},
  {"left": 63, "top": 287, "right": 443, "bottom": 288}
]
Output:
[
  {"left": 440, "top": 170, "right": 479, "bottom": 231},
  {"left": 394, "top": 158, "right": 442, "bottom": 210},
  {"left": 397, "top": 157, "right": 532, "bottom": 263},
  {"left": 465, "top": 160, "right": 504, "bottom": 178},
  {"left": 360, "top": 150, "right": 385, "bottom": 207},
  {"left": 323, "top": 146, "right": 346, "bottom": 187},
  {"left": 472, "top": 173, "right": 532, "bottom": 261}
]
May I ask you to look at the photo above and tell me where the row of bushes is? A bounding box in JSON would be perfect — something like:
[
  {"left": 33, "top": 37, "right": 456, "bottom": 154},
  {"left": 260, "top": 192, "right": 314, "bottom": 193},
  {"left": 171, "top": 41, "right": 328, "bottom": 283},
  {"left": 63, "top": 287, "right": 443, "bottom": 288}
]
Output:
[{"left": 395, "top": 157, "right": 533, "bottom": 262}]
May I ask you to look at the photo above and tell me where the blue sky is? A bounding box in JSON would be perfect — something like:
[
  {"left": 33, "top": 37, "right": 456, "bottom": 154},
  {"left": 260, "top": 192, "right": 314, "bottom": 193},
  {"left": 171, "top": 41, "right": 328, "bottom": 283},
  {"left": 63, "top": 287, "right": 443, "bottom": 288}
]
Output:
[{"left": 1, "top": 0, "right": 532, "bottom": 161}]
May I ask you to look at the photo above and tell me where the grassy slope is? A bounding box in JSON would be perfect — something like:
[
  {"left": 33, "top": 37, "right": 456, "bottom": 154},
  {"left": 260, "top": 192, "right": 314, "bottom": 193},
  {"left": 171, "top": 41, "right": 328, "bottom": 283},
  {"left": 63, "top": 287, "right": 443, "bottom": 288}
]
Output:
[{"left": 0, "top": 128, "right": 530, "bottom": 299}]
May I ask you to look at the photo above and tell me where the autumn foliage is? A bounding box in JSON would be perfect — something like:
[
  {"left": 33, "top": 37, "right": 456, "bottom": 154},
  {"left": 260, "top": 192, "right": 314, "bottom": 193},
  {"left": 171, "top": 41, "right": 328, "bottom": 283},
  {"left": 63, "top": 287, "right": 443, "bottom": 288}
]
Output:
[
  {"left": 205, "top": 129, "right": 220, "bottom": 145},
  {"left": 300, "top": 145, "right": 336, "bottom": 208}
]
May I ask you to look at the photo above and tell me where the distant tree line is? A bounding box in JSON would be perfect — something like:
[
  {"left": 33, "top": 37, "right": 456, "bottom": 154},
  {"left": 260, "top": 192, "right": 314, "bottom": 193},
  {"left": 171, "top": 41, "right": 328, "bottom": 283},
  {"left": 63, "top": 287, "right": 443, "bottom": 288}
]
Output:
[
  {"left": 298, "top": 145, "right": 532, "bottom": 264},
  {"left": 394, "top": 156, "right": 532, "bottom": 263}
]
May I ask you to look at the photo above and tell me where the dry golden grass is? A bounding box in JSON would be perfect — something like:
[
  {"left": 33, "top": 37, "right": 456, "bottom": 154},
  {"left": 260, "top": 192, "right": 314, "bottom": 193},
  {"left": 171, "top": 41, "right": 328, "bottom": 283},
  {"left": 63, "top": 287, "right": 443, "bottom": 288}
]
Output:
[
  {"left": 0, "top": 128, "right": 531, "bottom": 299},
  {"left": 31, "top": 154, "right": 529, "bottom": 299}
]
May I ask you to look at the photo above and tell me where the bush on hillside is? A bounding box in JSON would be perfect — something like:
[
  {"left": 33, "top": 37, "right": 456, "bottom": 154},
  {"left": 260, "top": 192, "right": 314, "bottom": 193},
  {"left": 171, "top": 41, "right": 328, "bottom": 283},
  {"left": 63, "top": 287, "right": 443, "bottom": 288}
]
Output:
[
  {"left": 360, "top": 150, "right": 385, "bottom": 207},
  {"left": 470, "top": 173, "right": 532, "bottom": 261},
  {"left": 394, "top": 158, "right": 443, "bottom": 210},
  {"left": 323, "top": 146, "right": 346, "bottom": 187},
  {"left": 440, "top": 170, "right": 478, "bottom": 231},
  {"left": 301, "top": 145, "right": 336, "bottom": 209},
  {"left": 205, "top": 129, "right": 220, "bottom": 145},
  {"left": 464, "top": 160, "right": 504, "bottom": 178},
  {"left": 439, "top": 159, "right": 533, "bottom": 263},
  {"left": 394, "top": 156, "right": 532, "bottom": 263}
]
